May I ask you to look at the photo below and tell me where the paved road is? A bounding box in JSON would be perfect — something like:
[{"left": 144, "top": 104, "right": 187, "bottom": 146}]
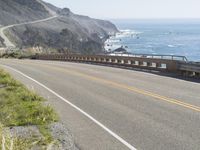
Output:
[{"left": 0, "top": 59, "right": 200, "bottom": 150}]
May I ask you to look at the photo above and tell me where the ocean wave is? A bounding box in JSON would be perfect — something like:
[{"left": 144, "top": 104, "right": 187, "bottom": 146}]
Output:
[
  {"left": 104, "top": 29, "right": 141, "bottom": 51},
  {"left": 167, "top": 44, "right": 176, "bottom": 48},
  {"left": 120, "top": 29, "right": 141, "bottom": 33},
  {"left": 104, "top": 43, "right": 123, "bottom": 51},
  {"left": 146, "top": 45, "right": 153, "bottom": 48},
  {"left": 114, "top": 29, "right": 142, "bottom": 38},
  {"left": 105, "top": 39, "right": 120, "bottom": 43}
]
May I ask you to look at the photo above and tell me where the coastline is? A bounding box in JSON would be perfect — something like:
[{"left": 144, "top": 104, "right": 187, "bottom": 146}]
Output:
[
  {"left": 104, "top": 21, "right": 200, "bottom": 62},
  {"left": 104, "top": 29, "right": 140, "bottom": 53}
]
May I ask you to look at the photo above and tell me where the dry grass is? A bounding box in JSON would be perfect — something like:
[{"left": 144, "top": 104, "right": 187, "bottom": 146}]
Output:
[
  {"left": 0, "top": 69, "right": 59, "bottom": 149},
  {"left": 0, "top": 124, "right": 31, "bottom": 150}
]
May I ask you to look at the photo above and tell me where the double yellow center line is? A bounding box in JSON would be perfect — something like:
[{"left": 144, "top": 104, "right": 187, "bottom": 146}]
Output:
[{"left": 14, "top": 60, "right": 200, "bottom": 112}]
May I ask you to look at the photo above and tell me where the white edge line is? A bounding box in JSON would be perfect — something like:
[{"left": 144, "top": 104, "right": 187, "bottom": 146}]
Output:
[{"left": 1, "top": 64, "right": 137, "bottom": 150}]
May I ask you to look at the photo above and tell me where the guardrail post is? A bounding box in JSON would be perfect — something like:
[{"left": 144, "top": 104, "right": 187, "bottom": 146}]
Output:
[
  {"left": 147, "top": 62, "right": 151, "bottom": 67},
  {"left": 157, "top": 63, "right": 162, "bottom": 69},
  {"left": 139, "top": 61, "right": 143, "bottom": 66},
  {"left": 62, "top": 55, "right": 65, "bottom": 60},
  {"left": 196, "top": 72, "right": 200, "bottom": 78},
  {"left": 187, "top": 71, "right": 194, "bottom": 77}
]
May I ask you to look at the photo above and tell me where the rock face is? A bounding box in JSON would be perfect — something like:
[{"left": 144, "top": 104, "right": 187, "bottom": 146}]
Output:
[
  {"left": 113, "top": 47, "right": 127, "bottom": 53},
  {"left": 0, "top": 0, "right": 118, "bottom": 54},
  {"left": 0, "top": 0, "right": 50, "bottom": 25}
]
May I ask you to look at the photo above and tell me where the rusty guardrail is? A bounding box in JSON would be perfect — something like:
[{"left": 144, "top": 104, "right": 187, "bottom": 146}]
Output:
[
  {"left": 34, "top": 54, "right": 200, "bottom": 78},
  {"left": 178, "top": 62, "right": 200, "bottom": 77},
  {"left": 35, "top": 54, "right": 180, "bottom": 72},
  {"left": 108, "top": 53, "right": 188, "bottom": 62}
]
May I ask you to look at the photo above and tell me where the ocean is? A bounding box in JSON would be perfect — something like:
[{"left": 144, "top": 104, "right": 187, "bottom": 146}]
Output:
[{"left": 105, "top": 19, "right": 200, "bottom": 62}]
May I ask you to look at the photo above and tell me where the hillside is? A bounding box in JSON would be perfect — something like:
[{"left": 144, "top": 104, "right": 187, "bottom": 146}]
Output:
[
  {"left": 0, "top": 0, "right": 118, "bottom": 54},
  {"left": 0, "top": 0, "right": 50, "bottom": 25}
]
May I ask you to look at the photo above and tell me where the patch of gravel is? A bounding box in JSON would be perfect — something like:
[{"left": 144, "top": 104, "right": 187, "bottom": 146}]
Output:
[
  {"left": 6, "top": 126, "right": 43, "bottom": 150},
  {"left": 8, "top": 125, "right": 42, "bottom": 139},
  {"left": 5, "top": 122, "right": 78, "bottom": 150},
  {"left": 48, "top": 123, "right": 78, "bottom": 150}
]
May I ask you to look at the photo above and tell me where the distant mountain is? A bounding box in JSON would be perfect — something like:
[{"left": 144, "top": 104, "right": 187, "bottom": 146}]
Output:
[{"left": 0, "top": 0, "right": 118, "bottom": 54}]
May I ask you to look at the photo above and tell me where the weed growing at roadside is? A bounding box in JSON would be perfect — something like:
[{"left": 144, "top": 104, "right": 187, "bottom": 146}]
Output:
[{"left": 0, "top": 69, "right": 59, "bottom": 148}]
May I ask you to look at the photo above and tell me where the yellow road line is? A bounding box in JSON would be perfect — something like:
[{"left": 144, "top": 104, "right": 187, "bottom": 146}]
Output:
[{"left": 10, "top": 60, "right": 200, "bottom": 112}]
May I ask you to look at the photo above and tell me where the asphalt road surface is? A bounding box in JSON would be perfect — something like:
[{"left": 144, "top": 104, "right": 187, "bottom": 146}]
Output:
[{"left": 0, "top": 59, "right": 200, "bottom": 150}]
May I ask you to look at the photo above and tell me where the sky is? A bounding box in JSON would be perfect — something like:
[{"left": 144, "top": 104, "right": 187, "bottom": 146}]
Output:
[{"left": 44, "top": 0, "right": 200, "bottom": 19}]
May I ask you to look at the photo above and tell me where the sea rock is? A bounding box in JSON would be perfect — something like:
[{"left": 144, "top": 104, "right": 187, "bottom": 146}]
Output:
[{"left": 113, "top": 47, "right": 127, "bottom": 53}]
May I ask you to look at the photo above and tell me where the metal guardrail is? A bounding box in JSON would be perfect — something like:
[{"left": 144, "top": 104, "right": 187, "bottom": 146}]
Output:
[
  {"left": 179, "top": 62, "right": 200, "bottom": 75},
  {"left": 34, "top": 53, "right": 200, "bottom": 78},
  {"left": 108, "top": 53, "right": 188, "bottom": 62},
  {"left": 35, "top": 54, "right": 180, "bottom": 72}
]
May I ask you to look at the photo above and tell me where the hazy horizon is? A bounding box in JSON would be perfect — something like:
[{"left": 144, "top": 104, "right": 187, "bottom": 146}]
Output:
[{"left": 44, "top": 0, "right": 200, "bottom": 19}]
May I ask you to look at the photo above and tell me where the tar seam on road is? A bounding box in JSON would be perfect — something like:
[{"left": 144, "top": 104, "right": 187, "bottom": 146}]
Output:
[
  {"left": 24, "top": 61, "right": 200, "bottom": 113},
  {"left": 1, "top": 64, "right": 137, "bottom": 150}
]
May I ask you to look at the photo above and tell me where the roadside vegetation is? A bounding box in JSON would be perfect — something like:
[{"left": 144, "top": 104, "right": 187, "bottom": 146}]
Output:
[
  {"left": 0, "top": 50, "right": 35, "bottom": 59},
  {"left": 0, "top": 47, "right": 58, "bottom": 59},
  {"left": 0, "top": 124, "right": 31, "bottom": 150},
  {"left": 0, "top": 69, "right": 59, "bottom": 149}
]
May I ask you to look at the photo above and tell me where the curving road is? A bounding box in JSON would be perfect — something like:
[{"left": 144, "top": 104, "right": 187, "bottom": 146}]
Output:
[
  {"left": 0, "top": 0, "right": 58, "bottom": 48},
  {"left": 0, "top": 59, "right": 200, "bottom": 150}
]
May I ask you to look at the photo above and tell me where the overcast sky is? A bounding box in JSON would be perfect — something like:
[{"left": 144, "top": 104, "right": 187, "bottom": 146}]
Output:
[{"left": 43, "top": 0, "right": 200, "bottom": 19}]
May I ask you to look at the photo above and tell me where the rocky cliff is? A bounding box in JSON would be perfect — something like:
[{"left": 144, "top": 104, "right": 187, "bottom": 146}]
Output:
[
  {"left": 0, "top": 0, "right": 50, "bottom": 25},
  {"left": 0, "top": 0, "right": 118, "bottom": 54}
]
